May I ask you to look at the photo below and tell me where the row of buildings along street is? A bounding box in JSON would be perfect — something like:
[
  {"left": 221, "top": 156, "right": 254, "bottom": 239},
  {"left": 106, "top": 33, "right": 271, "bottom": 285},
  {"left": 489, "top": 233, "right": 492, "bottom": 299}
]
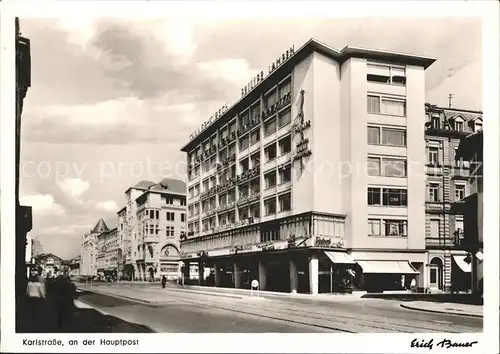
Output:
[{"left": 28, "top": 38, "right": 483, "bottom": 298}]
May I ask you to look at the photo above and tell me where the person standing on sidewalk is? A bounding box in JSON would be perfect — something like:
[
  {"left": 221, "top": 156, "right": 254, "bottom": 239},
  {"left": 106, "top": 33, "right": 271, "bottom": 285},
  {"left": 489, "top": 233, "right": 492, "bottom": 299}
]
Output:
[
  {"left": 26, "top": 273, "right": 46, "bottom": 332},
  {"left": 161, "top": 275, "right": 167, "bottom": 289}
]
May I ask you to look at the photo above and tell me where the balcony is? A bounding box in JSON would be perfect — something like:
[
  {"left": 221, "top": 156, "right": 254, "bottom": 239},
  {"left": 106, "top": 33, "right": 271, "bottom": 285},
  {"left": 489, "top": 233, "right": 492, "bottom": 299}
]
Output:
[
  {"left": 237, "top": 116, "right": 261, "bottom": 137},
  {"left": 237, "top": 166, "right": 260, "bottom": 185},
  {"left": 262, "top": 93, "right": 292, "bottom": 120},
  {"left": 217, "top": 154, "right": 236, "bottom": 171},
  {"left": 217, "top": 201, "right": 236, "bottom": 213},
  {"left": 218, "top": 177, "right": 237, "bottom": 192}
]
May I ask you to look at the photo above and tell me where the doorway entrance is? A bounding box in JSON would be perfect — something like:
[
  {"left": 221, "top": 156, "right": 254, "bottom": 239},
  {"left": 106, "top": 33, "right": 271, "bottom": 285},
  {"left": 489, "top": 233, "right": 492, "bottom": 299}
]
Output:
[{"left": 429, "top": 257, "right": 444, "bottom": 291}]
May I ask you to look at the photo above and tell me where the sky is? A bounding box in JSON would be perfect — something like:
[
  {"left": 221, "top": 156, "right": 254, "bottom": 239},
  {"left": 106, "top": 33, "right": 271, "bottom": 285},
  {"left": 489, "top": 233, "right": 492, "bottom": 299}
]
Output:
[{"left": 18, "top": 17, "right": 483, "bottom": 260}]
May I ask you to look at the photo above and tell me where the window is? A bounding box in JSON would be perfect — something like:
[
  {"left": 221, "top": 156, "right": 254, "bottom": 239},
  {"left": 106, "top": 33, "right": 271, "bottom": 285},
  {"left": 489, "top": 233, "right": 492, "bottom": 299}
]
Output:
[
  {"left": 455, "top": 184, "right": 465, "bottom": 201},
  {"left": 368, "top": 127, "right": 406, "bottom": 146},
  {"left": 264, "top": 118, "right": 277, "bottom": 135},
  {"left": 474, "top": 120, "right": 482, "bottom": 131},
  {"left": 166, "top": 226, "right": 175, "bottom": 237},
  {"left": 382, "top": 188, "right": 407, "bottom": 206},
  {"left": 279, "top": 135, "right": 291, "bottom": 154},
  {"left": 149, "top": 210, "right": 154, "bottom": 219},
  {"left": 155, "top": 210, "right": 159, "bottom": 219},
  {"left": 278, "top": 110, "right": 291, "bottom": 127},
  {"left": 382, "top": 158, "right": 406, "bottom": 177},
  {"left": 382, "top": 128, "right": 406, "bottom": 147},
  {"left": 265, "top": 144, "right": 277, "bottom": 161},
  {"left": 367, "top": 127, "right": 380, "bottom": 144},
  {"left": 265, "top": 90, "right": 277, "bottom": 108},
  {"left": 367, "top": 95, "right": 380, "bottom": 114},
  {"left": 367, "top": 187, "right": 381, "bottom": 205},
  {"left": 431, "top": 116, "right": 440, "bottom": 129},
  {"left": 367, "top": 95, "right": 406, "bottom": 116},
  {"left": 367, "top": 64, "right": 406, "bottom": 85},
  {"left": 167, "top": 212, "right": 175, "bottom": 221},
  {"left": 368, "top": 219, "right": 381, "bottom": 236},
  {"left": 368, "top": 157, "right": 406, "bottom": 177},
  {"left": 367, "top": 157, "right": 381, "bottom": 176},
  {"left": 430, "top": 269, "right": 437, "bottom": 283},
  {"left": 455, "top": 219, "right": 464, "bottom": 232},
  {"left": 279, "top": 165, "right": 291, "bottom": 183},
  {"left": 265, "top": 171, "right": 277, "bottom": 188},
  {"left": 455, "top": 121, "right": 464, "bottom": 132},
  {"left": 428, "top": 147, "right": 439, "bottom": 165},
  {"left": 240, "top": 136, "right": 249, "bottom": 150},
  {"left": 250, "top": 130, "right": 260, "bottom": 145},
  {"left": 430, "top": 219, "right": 440, "bottom": 238},
  {"left": 428, "top": 183, "right": 440, "bottom": 202},
  {"left": 180, "top": 198, "right": 186, "bottom": 206},
  {"left": 279, "top": 193, "right": 291, "bottom": 212},
  {"left": 264, "top": 198, "right": 276, "bottom": 215},
  {"left": 368, "top": 187, "right": 407, "bottom": 206},
  {"left": 381, "top": 98, "right": 406, "bottom": 116},
  {"left": 384, "top": 219, "right": 408, "bottom": 237},
  {"left": 279, "top": 81, "right": 291, "bottom": 98}
]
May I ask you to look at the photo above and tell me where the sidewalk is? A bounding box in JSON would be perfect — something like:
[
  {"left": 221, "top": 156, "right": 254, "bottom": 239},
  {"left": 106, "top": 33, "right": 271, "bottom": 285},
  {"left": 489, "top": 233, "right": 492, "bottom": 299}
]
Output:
[
  {"left": 400, "top": 301, "right": 483, "bottom": 318},
  {"left": 16, "top": 297, "right": 153, "bottom": 333}
]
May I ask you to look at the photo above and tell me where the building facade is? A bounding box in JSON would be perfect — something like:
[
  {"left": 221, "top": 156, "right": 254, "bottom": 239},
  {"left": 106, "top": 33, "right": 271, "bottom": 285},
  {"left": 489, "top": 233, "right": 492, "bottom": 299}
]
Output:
[
  {"left": 424, "top": 104, "right": 483, "bottom": 293},
  {"left": 96, "top": 228, "right": 120, "bottom": 279},
  {"left": 118, "top": 178, "right": 187, "bottom": 281},
  {"left": 34, "top": 253, "right": 62, "bottom": 278},
  {"left": 180, "top": 38, "right": 435, "bottom": 294},
  {"left": 80, "top": 219, "right": 109, "bottom": 277},
  {"left": 69, "top": 256, "right": 80, "bottom": 278},
  {"left": 452, "top": 130, "right": 483, "bottom": 295}
]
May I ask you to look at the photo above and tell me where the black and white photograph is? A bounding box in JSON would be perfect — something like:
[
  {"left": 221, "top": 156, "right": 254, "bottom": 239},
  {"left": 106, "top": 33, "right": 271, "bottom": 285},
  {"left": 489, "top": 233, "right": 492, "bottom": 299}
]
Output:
[{"left": 1, "top": 1, "right": 498, "bottom": 353}]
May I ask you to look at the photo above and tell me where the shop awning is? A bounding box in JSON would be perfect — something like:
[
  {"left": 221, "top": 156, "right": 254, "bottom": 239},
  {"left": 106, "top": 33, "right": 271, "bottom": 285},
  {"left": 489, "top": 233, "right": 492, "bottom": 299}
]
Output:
[
  {"left": 324, "top": 251, "right": 356, "bottom": 264},
  {"left": 356, "top": 260, "right": 419, "bottom": 274},
  {"left": 453, "top": 255, "right": 471, "bottom": 272}
]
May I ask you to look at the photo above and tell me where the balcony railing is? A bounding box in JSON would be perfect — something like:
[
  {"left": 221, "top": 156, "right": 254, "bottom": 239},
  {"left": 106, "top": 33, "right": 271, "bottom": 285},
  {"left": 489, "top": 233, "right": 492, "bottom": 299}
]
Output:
[
  {"left": 237, "top": 192, "right": 260, "bottom": 206},
  {"left": 217, "top": 201, "right": 236, "bottom": 213},
  {"left": 237, "top": 166, "right": 260, "bottom": 185},
  {"left": 237, "top": 116, "right": 261, "bottom": 136},
  {"left": 218, "top": 177, "right": 237, "bottom": 192},
  {"left": 262, "top": 93, "right": 292, "bottom": 120}
]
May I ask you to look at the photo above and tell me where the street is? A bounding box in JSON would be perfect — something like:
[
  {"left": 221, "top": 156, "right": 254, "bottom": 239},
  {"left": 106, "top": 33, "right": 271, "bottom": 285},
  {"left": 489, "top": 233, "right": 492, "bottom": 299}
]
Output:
[{"left": 75, "top": 284, "right": 483, "bottom": 333}]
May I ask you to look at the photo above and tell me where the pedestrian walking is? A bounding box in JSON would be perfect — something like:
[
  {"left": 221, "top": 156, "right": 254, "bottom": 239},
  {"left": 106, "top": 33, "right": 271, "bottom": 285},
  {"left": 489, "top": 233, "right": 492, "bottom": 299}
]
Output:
[
  {"left": 26, "top": 273, "right": 46, "bottom": 332},
  {"left": 161, "top": 275, "right": 167, "bottom": 289},
  {"left": 53, "top": 275, "right": 76, "bottom": 332}
]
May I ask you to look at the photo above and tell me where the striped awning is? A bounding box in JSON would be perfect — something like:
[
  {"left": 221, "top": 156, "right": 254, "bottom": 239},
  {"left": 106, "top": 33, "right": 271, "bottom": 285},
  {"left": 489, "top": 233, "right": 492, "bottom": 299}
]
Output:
[
  {"left": 324, "top": 251, "right": 356, "bottom": 264},
  {"left": 453, "top": 255, "right": 471, "bottom": 273},
  {"left": 356, "top": 260, "right": 419, "bottom": 275}
]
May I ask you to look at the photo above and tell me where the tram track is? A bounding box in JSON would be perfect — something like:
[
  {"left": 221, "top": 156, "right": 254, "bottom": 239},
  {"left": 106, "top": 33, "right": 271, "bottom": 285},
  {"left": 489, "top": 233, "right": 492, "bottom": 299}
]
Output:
[{"left": 82, "top": 284, "right": 480, "bottom": 333}]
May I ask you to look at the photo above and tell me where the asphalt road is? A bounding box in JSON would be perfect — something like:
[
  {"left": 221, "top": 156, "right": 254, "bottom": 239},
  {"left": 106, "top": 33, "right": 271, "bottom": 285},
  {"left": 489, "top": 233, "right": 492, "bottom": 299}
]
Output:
[{"left": 76, "top": 284, "right": 483, "bottom": 333}]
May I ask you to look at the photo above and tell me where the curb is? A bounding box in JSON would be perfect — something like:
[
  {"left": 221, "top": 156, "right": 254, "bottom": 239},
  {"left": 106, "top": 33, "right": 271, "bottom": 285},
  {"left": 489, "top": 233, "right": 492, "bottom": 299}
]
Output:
[
  {"left": 74, "top": 300, "right": 111, "bottom": 316},
  {"left": 400, "top": 303, "right": 483, "bottom": 318}
]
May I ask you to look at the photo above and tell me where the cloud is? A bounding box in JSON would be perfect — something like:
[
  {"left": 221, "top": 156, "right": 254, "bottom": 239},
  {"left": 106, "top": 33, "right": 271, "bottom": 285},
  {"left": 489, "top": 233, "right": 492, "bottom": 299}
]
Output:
[
  {"left": 57, "top": 178, "right": 90, "bottom": 200},
  {"left": 95, "top": 200, "right": 119, "bottom": 212},
  {"left": 20, "top": 194, "right": 65, "bottom": 215}
]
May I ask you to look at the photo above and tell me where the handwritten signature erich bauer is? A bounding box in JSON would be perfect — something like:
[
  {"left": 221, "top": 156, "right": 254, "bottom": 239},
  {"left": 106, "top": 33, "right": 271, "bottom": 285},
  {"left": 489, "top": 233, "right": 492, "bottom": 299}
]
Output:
[{"left": 411, "top": 338, "right": 479, "bottom": 350}]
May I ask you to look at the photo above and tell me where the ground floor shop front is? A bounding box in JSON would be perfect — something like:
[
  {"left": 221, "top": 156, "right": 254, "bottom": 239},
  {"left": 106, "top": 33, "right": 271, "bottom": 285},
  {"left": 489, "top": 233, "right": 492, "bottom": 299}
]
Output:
[{"left": 180, "top": 248, "right": 429, "bottom": 294}]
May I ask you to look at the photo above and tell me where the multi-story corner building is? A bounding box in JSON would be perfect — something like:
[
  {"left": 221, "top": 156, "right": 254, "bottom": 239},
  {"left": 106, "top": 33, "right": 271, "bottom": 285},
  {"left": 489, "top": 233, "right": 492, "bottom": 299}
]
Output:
[
  {"left": 424, "top": 104, "right": 483, "bottom": 293},
  {"left": 96, "top": 227, "right": 120, "bottom": 278},
  {"left": 180, "top": 38, "right": 435, "bottom": 294},
  {"left": 452, "top": 130, "right": 483, "bottom": 295},
  {"left": 80, "top": 219, "right": 109, "bottom": 277},
  {"left": 118, "top": 178, "right": 187, "bottom": 281}
]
